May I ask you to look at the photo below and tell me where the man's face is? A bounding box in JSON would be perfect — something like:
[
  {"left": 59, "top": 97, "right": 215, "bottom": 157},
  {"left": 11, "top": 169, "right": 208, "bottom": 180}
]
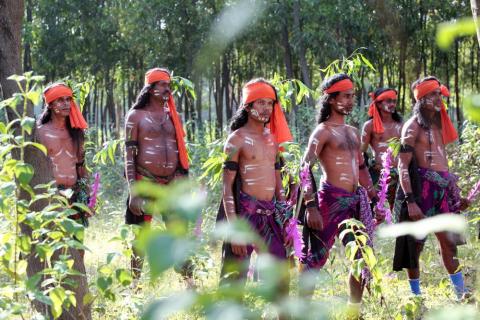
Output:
[
  {"left": 150, "top": 80, "right": 171, "bottom": 101},
  {"left": 49, "top": 96, "right": 72, "bottom": 117},
  {"left": 378, "top": 98, "right": 397, "bottom": 113},
  {"left": 420, "top": 88, "right": 442, "bottom": 112},
  {"left": 248, "top": 98, "right": 274, "bottom": 123},
  {"left": 330, "top": 89, "right": 355, "bottom": 115}
]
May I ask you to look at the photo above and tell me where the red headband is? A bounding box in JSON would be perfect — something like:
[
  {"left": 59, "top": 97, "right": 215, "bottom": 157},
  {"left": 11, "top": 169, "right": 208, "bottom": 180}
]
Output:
[
  {"left": 242, "top": 82, "right": 292, "bottom": 146},
  {"left": 323, "top": 78, "right": 354, "bottom": 94},
  {"left": 44, "top": 84, "right": 88, "bottom": 129},
  {"left": 413, "top": 79, "right": 450, "bottom": 101},
  {"left": 367, "top": 89, "right": 398, "bottom": 134},
  {"left": 413, "top": 79, "right": 457, "bottom": 144},
  {"left": 145, "top": 68, "right": 171, "bottom": 85},
  {"left": 143, "top": 68, "right": 189, "bottom": 169},
  {"left": 242, "top": 82, "right": 276, "bottom": 104}
]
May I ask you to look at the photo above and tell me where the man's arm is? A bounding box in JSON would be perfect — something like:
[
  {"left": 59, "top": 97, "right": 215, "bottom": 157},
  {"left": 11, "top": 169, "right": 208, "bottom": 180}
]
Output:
[
  {"left": 358, "top": 151, "right": 377, "bottom": 200},
  {"left": 222, "top": 134, "right": 241, "bottom": 222},
  {"left": 274, "top": 153, "right": 286, "bottom": 202},
  {"left": 360, "top": 120, "right": 372, "bottom": 153},
  {"left": 125, "top": 111, "right": 139, "bottom": 189},
  {"left": 398, "top": 121, "right": 418, "bottom": 196},
  {"left": 125, "top": 111, "right": 143, "bottom": 216},
  {"left": 301, "top": 126, "right": 327, "bottom": 230},
  {"left": 398, "top": 120, "right": 424, "bottom": 220}
]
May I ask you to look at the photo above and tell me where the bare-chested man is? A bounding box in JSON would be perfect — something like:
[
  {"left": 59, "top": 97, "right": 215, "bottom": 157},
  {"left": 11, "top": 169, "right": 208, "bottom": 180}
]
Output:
[
  {"left": 361, "top": 88, "right": 403, "bottom": 209},
  {"left": 299, "top": 74, "right": 381, "bottom": 314},
  {"left": 393, "top": 76, "right": 470, "bottom": 300},
  {"left": 124, "top": 68, "right": 191, "bottom": 283},
  {"left": 218, "top": 79, "right": 294, "bottom": 297},
  {"left": 36, "top": 82, "right": 91, "bottom": 319}
]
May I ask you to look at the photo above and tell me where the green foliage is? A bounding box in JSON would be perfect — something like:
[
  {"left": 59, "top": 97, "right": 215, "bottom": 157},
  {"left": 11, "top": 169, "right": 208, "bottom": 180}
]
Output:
[
  {"left": 339, "top": 219, "right": 383, "bottom": 297},
  {"left": 319, "top": 48, "right": 376, "bottom": 85},
  {"left": 436, "top": 18, "right": 477, "bottom": 50}
]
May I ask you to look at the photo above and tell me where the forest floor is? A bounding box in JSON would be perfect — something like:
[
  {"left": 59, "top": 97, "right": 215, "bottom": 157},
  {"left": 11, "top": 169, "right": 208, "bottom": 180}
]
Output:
[{"left": 79, "top": 176, "right": 480, "bottom": 320}]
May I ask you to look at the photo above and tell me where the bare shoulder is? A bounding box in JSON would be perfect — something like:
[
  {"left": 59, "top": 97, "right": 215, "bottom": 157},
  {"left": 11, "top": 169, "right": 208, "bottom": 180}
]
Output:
[
  {"left": 362, "top": 119, "right": 373, "bottom": 132},
  {"left": 125, "top": 109, "right": 142, "bottom": 124},
  {"left": 224, "top": 129, "right": 244, "bottom": 154},
  {"left": 402, "top": 117, "right": 420, "bottom": 134}
]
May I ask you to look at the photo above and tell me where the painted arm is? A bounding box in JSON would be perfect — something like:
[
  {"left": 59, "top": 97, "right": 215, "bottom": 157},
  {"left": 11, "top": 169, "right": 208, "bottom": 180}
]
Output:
[
  {"left": 300, "top": 126, "right": 326, "bottom": 230},
  {"left": 222, "top": 134, "right": 241, "bottom": 222},
  {"left": 125, "top": 111, "right": 142, "bottom": 216},
  {"left": 360, "top": 120, "right": 372, "bottom": 153},
  {"left": 358, "top": 149, "right": 377, "bottom": 200},
  {"left": 275, "top": 153, "right": 286, "bottom": 202},
  {"left": 398, "top": 120, "right": 424, "bottom": 220}
]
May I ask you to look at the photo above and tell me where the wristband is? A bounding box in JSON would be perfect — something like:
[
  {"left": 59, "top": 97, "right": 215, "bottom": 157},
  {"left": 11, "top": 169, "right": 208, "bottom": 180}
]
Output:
[{"left": 405, "top": 192, "right": 416, "bottom": 204}]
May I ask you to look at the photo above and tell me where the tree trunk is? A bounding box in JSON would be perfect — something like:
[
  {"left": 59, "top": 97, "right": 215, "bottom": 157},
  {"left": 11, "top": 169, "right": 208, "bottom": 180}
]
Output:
[
  {"left": 292, "top": 0, "right": 312, "bottom": 90},
  {"left": 0, "top": 0, "right": 24, "bottom": 103},
  {"left": 23, "top": 0, "right": 32, "bottom": 71},
  {"left": 454, "top": 40, "right": 462, "bottom": 138},
  {"left": 472, "top": 0, "right": 480, "bottom": 46},
  {"left": 214, "top": 60, "right": 223, "bottom": 138},
  {"left": 223, "top": 53, "right": 232, "bottom": 121},
  {"left": 195, "top": 76, "right": 203, "bottom": 131}
]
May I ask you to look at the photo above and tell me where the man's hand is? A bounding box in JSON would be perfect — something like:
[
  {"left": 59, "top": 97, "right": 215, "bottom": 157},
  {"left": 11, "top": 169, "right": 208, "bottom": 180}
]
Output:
[
  {"left": 231, "top": 243, "right": 248, "bottom": 257},
  {"left": 129, "top": 195, "right": 143, "bottom": 216},
  {"left": 374, "top": 206, "right": 386, "bottom": 224},
  {"left": 306, "top": 207, "right": 324, "bottom": 230},
  {"left": 459, "top": 198, "right": 471, "bottom": 211},
  {"left": 407, "top": 202, "right": 425, "bottom": 221}
]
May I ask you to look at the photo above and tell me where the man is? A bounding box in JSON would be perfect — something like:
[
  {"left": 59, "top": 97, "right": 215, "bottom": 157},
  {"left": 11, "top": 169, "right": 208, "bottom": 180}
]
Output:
[
  {"left": 361, "top": 88, "right": 403, "bottom": 209},
  {"left": 393, "top": 76, "right": 469, "bottom": 300},
  {"left": 36, "top": 82, "right": 91, "bottom": 319},
  {"left": 299, "top": 74, "right": 381, "bottom": 313},
  {"left": 218, "top": 78, "right": 293, "bottom": 295},
  {"left": 124, "top": 68, "right": 192, "bottom": 284}
]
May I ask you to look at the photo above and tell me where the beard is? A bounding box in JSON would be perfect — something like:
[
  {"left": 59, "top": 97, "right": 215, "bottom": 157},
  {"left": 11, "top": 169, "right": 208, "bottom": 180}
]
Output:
[{"left": 414, "top": 100, "right": 441, "bottom": 129}]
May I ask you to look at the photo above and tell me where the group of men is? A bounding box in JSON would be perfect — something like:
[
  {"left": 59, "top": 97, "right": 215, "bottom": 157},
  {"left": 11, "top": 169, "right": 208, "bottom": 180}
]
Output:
[{"left": 35, "top": 67, "right": 471, "bottom": 318}]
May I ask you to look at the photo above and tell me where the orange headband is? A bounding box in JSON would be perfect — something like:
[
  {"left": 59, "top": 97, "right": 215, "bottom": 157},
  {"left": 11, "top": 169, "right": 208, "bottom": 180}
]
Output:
[
  {"left": 44, "top": 84, "right": 88, "bottom": 129},
  {"left": 373, "top": 89, "right": 397, "bottom": 103},
  {"left": 241, "top": 81, "right": 292, "bottom": 146},
  {"left": 143, "top": 68, "right": 189, "bottom": 169},
  {"left": 413, "top": 79, "right": 451, "bottom": 101},
  {"left": 145, "top": 68, "right": 171, "bottom": 85},
  {"left": 323, "top": 78, "right": 354, "bottom": 94},
  {"left": 242, "top": 82, "right": 277, "bottom": 105},
  {"left": 413, "top": 79, "right": 457, "bottom": 144},
  {"left": 44, "top": 84, "right": 73, "bottom": 104},
  {"left": 367, "top": 89, "right": 398, "bottom": 134}
]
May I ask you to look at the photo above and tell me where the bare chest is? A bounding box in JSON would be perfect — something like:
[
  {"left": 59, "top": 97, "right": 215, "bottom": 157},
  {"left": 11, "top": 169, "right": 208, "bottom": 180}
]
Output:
[
  {"left": 327, "top": 127, "right": 359, "bottom": 153},
  {"left": 138, "top": 113, "right": 176, "bottom": 138},
  {"left": 39, "top": 129, "right": 77, "bottom": 159},
  {"left": 240, "top": 135, "right": 277, "bottom": 163}
]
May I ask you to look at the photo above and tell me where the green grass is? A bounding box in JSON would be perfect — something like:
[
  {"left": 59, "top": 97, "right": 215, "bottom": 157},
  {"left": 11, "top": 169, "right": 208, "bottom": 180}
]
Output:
[{"left": 81, "top": 181, "right": 480, "bottom": 319}]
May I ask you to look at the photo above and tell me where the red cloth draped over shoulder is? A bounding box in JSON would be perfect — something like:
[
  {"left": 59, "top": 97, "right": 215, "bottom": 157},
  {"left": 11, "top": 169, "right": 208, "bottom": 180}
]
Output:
[
  {"left": 242, "top": 81, "right": 293, "bottom": 146},
  {"left": 145, "top": 68, "right": 189, "bottom": 170},
  {"left": 413, "top": 79, "right": 457, "bottom": 145}
]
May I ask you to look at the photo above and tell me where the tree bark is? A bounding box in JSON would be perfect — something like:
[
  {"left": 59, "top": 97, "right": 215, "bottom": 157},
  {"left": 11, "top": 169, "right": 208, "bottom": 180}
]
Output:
[
  {"left": 0, "top": 0, "right": 24, "bottom": 102},
  {"left": 292, "top": 0, "right": 312, "bottom": 90},
  {"left": 472, "top": 0, "right": 480, "bottom": 46}
]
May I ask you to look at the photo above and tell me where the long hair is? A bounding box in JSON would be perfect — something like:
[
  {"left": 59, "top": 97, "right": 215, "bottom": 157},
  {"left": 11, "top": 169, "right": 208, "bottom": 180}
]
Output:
[
  {"left": 131, "top": 83, "right": 154, "bottom": 110},
  {"left": 317, "top": 73, "right": 352, "bottom": 124},
  {"left": 229, "top": 78, "right": 277, "bottom": 132},
  {"left": 39, "top": 83, "right": 85, "bottom": 152},
  {"left": 411, "top": 76, "right": 441, "bottom": 129},
  {"left": 371, "top": 87, "right": 402, "bottom": 123}
]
